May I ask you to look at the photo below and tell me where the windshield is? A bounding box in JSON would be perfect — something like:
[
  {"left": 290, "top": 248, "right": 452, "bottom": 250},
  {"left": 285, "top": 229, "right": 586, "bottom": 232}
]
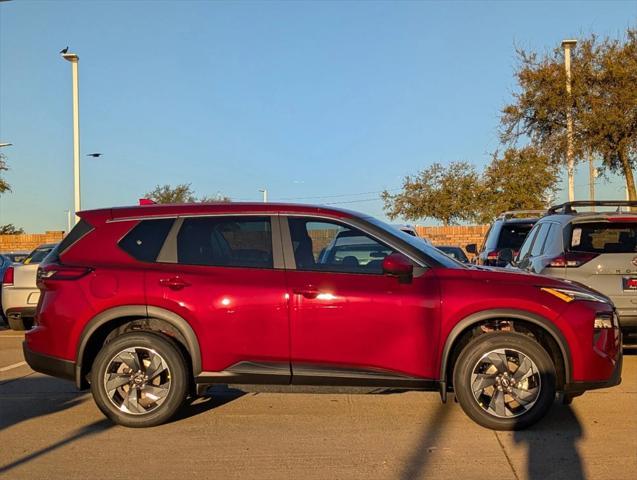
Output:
[
  {"left": 363, "top": 217, "right": 466, "bottom": 268},
  {"left": 497, "top": 222, "right": 535, "bottom": 250},
  {"left": 24, "top": 246, "right": 55, "bottom": 264}
]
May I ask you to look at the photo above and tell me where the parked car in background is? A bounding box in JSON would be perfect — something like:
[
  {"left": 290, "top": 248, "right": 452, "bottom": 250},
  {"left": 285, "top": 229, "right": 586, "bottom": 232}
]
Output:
[
  {"left": 24, "top": 203, "right": 621, "bottom": 430},
  {"left": 0, "top": 254, "right": 14, "bottom": 324},
  {"left": 395, "top": 224, "right": 431, "bottom": 244},
  {"left": 2, "top": 243, "right": 57, "bottom": 330},
  {"left": 466, "top": 210, "right": 544, "bottom": 266},
  {"left": 437, "top": 246, "right": 470, "bottom": 263},
  {"left": 2, "top": 251, "right": 30, "bottom": 263},
  {"left": 504, "top": 201, "right": 637, "bottom": 341}
]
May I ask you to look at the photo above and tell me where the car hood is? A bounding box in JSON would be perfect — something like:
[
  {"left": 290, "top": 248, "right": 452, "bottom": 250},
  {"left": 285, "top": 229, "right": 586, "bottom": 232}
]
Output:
[{"left": 446, "top": 264, "right": 608, "bottom": 297}]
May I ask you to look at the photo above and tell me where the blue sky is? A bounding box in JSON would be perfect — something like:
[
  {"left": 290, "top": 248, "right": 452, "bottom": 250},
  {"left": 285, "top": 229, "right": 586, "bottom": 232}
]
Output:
[{"left": 0, "top": 0, "right": 635, "bottom": 232}]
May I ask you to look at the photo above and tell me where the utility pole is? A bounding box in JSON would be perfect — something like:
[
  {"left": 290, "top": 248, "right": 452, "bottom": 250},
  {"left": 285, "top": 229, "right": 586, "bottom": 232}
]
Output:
[
  {"left": 259, "top": 189, "right": 268, "bottom": 203},
  {"left": 61, "top": 51, "right": 81, "bottom": 224},
  {"left": 562, "top": 39, "right": 577, "bottom": 202}
]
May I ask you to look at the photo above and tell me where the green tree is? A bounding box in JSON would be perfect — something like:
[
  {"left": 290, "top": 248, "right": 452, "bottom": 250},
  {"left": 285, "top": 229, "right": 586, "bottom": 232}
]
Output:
[
  {"left": 501, "top": 29, "right": 637, "bottom": 200},
  {"left": 0, "top": 153, "right": 10, "bottom": 194},
  {"left": 0, "top": 154, "right": 24, "bottom": 234},
  {"left": 381, "top": 162, "right": 482, "bottom": 225},
  {"left": 0, "top": 224, "right": 24, "bottom": 235},
  {"left": 382, "top": 147, "right": 559, "bottom": 225},
  {"left": 144, "top": 183, "right": 231, "bottom": 204},
  {"left": 477, "top": 147, "right": 559, "bottom": 223}
]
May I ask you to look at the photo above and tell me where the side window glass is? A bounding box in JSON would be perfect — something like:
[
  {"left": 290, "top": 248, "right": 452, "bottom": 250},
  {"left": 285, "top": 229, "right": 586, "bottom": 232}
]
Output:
[
  {"left": 530, "top": 223, "right": 551, "bottom": 256},
  {"left": 541, "top": 223, "right": 562, "bottom": 255},
  {"left": 119, "top": 218, "right": 175, "bottom": 262},
  {"left": 517, "top": 224, "right": 540, "bottom": 262},
  {"left": 288, "top": 218, "right": 395, "bottom": 274},
  {"left": 177, "top": 217, "right": 273, "bottom": 269}
]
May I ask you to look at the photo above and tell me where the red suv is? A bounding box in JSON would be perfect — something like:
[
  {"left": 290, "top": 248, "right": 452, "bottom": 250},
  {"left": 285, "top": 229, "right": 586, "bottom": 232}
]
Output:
[{"left": 24, "top": 203, "right": 622, "bottom": 429}]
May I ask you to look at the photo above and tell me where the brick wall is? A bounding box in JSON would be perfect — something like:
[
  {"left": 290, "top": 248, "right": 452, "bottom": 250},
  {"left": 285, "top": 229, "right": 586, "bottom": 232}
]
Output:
[
  {"left": 0, "top": 231, "right": 65, "bottom": 253},
  {"left": 416, "top": 225, "right": 488, "bottom": 250}
]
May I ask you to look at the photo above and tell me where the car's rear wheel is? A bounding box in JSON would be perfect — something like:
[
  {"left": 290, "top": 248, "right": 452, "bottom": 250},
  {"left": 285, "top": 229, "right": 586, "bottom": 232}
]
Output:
[
  {"left": 453, "top": 332, "right": 556, "bottom": 430},
  {"left": 91, "top": 332, "right": 188, "bottom": 428}
]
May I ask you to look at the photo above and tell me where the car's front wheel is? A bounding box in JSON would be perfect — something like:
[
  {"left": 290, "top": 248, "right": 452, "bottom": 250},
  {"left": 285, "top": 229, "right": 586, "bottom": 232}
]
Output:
[
  {"left": 453, "top": 332, "right": 556, "bottom": 430},
  {"left": 91, "top": 332, "right": 188, "bottom": 428}
]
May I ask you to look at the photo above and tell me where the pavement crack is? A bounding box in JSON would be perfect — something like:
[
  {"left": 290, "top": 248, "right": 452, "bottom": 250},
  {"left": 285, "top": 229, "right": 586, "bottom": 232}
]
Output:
[{"left": 494, "top": 431, "right": 520, "bottom": 480}]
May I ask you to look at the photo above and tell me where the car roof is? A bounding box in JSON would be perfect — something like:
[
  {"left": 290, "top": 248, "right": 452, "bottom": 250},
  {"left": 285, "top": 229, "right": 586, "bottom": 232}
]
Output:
[
  {"left": 537, "top": 211, "right": 637, "bottom": 226},
  {"left": 80, "top": 203, "right": 363, "bottom": 222}
]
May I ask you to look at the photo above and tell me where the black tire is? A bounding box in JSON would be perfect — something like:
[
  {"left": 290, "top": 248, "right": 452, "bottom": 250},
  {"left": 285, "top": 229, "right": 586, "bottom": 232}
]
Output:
[
  {"left": 453, "top": 332, "right": 556, "bottom": 430},
  {"left": 91, "top": 332, "right": 188, "bottom": 428}
]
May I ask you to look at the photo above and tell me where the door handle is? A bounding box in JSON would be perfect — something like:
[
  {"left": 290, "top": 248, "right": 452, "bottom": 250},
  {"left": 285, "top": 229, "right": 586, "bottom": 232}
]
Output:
[
  {"left": 159, "top": 277, "right": 190, "bottom": 290},
  {"left": 292, "top": 287, "right": 320, "bottom": 299}
]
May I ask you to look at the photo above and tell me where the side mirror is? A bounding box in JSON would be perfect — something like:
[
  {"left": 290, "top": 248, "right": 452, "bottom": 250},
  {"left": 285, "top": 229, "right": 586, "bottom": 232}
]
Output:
[
  {"left": 466, "top": 244, "right": 477, "bottom": 255},
  {"left": 497, "top": 248, "right": 514, "bottom": 266},
  {"left": 382, "top": 252, "right": 413, "bottom": 283}
]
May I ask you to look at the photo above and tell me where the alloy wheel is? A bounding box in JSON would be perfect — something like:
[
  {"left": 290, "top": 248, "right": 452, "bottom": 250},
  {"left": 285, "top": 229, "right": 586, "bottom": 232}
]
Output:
[
  {"left": 103, "top": 347, "right": 172, "bottom": 415},
  {"left": 470, "top": 348, "right": 541, "bottom": 418}
]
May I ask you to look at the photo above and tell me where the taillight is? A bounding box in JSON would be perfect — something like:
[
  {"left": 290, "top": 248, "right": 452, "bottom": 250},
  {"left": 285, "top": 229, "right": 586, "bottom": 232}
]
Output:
[
  {"left": 548, "top": 252, "right": 599, "bottom": 268},
  {"left": 2, "top": 266, "right": 14, "bottom": 285},
  {"left": 486, "top": 251, "right": 499, "bottom": 261},
  {"left": 37, "top": 263, "right": 91, "bottom": 287}
]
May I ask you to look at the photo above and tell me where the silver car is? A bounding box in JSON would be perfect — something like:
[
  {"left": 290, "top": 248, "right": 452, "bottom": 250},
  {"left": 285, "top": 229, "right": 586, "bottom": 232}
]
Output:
[
  {"left": 1, "top": 243, "right": 57, "bottom": 330},
  {"left": 507, "top": 201, "right": 636, "bottom": 339}
]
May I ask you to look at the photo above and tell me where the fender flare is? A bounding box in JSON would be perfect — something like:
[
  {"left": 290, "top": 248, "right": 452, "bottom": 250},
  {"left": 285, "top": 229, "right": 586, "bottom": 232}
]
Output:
[
  {"left": 75, "top": 305, "right": 202, "bottom": 388},
  {"left": 439, "top": 308, "right": 572, "bottom": 385}
]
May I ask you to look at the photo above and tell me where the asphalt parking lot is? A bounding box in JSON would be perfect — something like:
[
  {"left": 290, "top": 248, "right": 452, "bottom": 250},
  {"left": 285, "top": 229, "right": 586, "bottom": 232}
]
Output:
[{"left": 0, "top": 328, "right": 635, "bottom": 480}]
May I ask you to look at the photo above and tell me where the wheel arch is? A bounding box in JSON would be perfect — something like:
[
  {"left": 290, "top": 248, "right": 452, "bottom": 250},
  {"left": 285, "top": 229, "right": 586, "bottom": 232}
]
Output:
[
  {"left": 439, "top": 309, "right": 572, "bottom": 389},
  {"left": 75, "top": 305, "right": 202, "bottom": 389}
]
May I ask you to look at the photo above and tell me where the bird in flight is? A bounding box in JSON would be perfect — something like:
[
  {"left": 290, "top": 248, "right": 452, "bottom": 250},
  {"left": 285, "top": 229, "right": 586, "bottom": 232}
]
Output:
[
  {"left": 60, "top": 46, "right": 69, "bottom": 54},
  {"left": 86, "top": 153, "right": 102, "bottom": 158}
]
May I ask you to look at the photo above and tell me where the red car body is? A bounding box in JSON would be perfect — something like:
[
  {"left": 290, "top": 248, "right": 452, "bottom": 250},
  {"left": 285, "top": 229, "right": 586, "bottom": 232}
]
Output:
[{"left": 24, "top": 203, "right": 621, "bottom": 424}]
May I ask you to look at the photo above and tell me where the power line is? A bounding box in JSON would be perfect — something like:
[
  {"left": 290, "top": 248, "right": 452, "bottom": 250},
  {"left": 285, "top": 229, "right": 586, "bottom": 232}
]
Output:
[
  {"left": 324, "top": 197, "right": 384, "bottom": 205},
  {"left": 277, "top": 188, "right": 401, "bottom": 201}
]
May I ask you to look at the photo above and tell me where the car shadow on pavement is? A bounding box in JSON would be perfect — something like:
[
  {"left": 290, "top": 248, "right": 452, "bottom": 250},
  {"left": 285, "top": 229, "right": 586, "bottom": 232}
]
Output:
[
  {"left": 513, "top": 403, "right": 584, "bottom": 480},
  {"left": 171, "top": 384, "right": 247, "bottom": 423},
  {"left": 0, "top": 419, "right": 113, "bottom": 476},
  {"left": 400, "top": 401, "right": 453, "bottom": 480},
  {"left": 0, "top": 375, "right": 88, "bottom": 433}
]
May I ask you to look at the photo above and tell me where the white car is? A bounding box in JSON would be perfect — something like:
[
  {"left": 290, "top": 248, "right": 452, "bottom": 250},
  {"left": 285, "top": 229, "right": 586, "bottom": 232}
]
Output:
[
  {"left": 394, "top": 224, "right": 432, "bottom": 245},
  {"left": 1, "top": 243, "right": 57, "bottom": 330}
]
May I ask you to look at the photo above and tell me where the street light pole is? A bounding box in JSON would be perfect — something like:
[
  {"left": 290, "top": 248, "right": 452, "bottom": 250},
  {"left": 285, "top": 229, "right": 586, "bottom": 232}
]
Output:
[
  {"left": 562, "top": 39, "right": 577, "bottom": 202},
  {"left": 62, "top": 52, "right": 81, "bottom": 224},
  {"left": 259, "top": 189, "right": 268, "bottom": 203}
]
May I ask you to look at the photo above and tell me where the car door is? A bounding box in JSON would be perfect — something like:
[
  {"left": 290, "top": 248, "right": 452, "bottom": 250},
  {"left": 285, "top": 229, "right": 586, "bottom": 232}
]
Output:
[
  {"left": 144, "top": 215, "right": 290, "bottom": 382},
  {"left": 282, "top": 215, "right": 440, "bottom": 385}
]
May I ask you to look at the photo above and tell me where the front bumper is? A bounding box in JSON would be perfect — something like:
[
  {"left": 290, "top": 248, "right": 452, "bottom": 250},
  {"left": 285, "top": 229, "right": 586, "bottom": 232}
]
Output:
[
  {"left": 563, "top": 346, "right": 623, "bottom": 396},
  {"left": 23, "top": 342, "right": 75, "bottom": 383}
]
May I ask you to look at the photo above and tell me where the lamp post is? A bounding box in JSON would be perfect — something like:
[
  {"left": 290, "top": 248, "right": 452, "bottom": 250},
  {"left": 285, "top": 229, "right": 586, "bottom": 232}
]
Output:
[
  {"left": 562, "top": 39, "right": 577, "bottom": 202},
  {"left": 61, "top": 51, "right": 81, "bottom": 224},
  {"left": 259, "top": 189, "right": 268, "bottom": 203}
]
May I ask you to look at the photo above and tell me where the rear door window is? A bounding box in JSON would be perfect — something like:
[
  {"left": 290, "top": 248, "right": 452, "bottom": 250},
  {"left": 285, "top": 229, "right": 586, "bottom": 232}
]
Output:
[
  {"left": 570, "top": 222, "right": 636, "bottom": 253},
  {"left": 176, "top": 216, "right": 273, "bottom": 268}
]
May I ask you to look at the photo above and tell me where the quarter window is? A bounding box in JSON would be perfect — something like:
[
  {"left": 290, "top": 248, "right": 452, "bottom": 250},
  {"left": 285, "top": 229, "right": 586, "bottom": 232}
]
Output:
[
  {"left": 119, "top": 218, "right": 175, "bottom": 262},
  {"left": 177, "top": 217, "right": 273, "bottom": 268},
  {"left": 287, "top": 218, "right": 395, "bottom": 274}
]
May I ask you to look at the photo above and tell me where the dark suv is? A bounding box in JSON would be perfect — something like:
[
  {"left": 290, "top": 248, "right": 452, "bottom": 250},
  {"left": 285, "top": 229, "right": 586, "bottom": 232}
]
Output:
[
  {"left": 24, "top": 203, "right": 621, "bottom": 429},
  {"left": 467, "top": 210, "right": 544, "bottom": 266}
]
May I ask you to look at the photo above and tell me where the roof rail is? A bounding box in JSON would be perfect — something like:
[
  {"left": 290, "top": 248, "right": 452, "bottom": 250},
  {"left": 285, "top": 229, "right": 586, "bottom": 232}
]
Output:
[
  {"left": 497, "top": 209, "right": 546, "bottom": 220},
  {"left": 547, "top": 200, "right": 637, "bottom": 215}
]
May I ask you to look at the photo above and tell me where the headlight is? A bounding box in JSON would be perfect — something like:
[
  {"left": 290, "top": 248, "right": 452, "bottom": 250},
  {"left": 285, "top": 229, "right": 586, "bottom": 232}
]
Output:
[{"left": 540, "top": 287, "right": 609, "bottom": 304}]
